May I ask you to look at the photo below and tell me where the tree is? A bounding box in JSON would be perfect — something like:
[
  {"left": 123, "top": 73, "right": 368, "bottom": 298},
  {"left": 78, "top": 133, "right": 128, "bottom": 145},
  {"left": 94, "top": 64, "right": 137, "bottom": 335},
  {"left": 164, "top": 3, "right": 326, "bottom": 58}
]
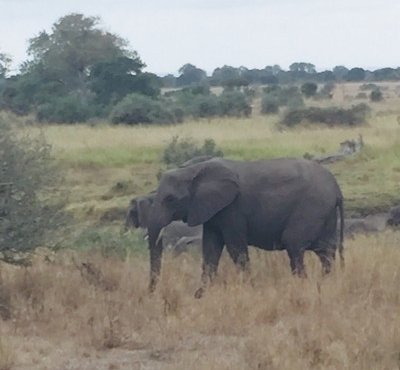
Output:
[
  {"left": 3, "top": 13, "right": 148, "bottom": 121},
  {"left": 0, "top": 52, "right": 11, "bottom": 78},
  {"left": 210, "top": 65, "right": 240, "bottom": 86},
  {"left": 289, "top": 62, "right": 316, "bottom": 74},
  {"left": 177, "top": 64, "right": 207, "bottom": 86},
  {"left": 332, "top": 66, "right": 349, "bottom": 80},
  {"left": 89, "top": 57, "right": 160, "bottom": 105},
  {"left": 26, "top": 13, "right": 142, "bottom": 89},
  {"left": 346, "top": 67, "right": 366, "bottom": 82}
]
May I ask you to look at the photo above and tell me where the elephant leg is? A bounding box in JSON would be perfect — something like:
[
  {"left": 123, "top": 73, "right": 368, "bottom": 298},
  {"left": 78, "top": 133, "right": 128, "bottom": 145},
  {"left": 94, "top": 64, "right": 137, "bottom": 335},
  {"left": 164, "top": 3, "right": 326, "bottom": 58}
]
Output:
[
  {"left": 194, "top": 227, "right": 224, "bottom": 299},
  {"left": 286, "top": 247, "right": 307, "bottom": 277},
  {"left": 226, "top": 244, "right": 250, "bottom": 272},
  {"left": 313, "top": 243, "right": 336, "bottom": 275}
]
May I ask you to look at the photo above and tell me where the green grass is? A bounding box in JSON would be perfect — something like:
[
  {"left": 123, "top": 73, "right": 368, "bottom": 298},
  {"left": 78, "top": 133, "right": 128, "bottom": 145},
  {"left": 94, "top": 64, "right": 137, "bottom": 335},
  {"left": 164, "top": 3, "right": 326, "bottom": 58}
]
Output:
[{"left": 16, "top": 103, "right": 400, "bottom": 220}]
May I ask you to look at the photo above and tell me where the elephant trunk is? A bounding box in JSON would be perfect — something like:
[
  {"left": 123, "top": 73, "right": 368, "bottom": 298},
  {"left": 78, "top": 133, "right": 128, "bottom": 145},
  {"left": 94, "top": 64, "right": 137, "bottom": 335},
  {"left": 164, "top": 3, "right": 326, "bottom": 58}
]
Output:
[{"left": 148, "top": 222, "right": 164, "bottom": 293}]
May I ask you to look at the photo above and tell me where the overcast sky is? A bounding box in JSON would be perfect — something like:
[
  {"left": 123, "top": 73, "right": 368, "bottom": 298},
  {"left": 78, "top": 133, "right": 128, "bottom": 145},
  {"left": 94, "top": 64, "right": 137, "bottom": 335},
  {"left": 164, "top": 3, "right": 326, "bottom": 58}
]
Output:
[{"left": 1, "top": 0, "right": 399, "bottom": 75}]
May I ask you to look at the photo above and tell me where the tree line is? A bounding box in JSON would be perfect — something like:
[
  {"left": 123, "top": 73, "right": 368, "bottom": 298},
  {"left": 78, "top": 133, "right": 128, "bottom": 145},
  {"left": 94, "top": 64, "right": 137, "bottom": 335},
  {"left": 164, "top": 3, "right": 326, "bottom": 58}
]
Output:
[{"left": 0, "top": 13, "right": 397, "bottom": 124}]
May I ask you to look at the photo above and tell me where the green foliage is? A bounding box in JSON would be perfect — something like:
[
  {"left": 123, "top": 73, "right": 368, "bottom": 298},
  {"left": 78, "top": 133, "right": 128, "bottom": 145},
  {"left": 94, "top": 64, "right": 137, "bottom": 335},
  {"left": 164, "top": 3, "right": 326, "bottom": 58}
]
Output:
[
  {"left": 261, "top": 95, "right": 280, "bottom": 114},
  {"left": 300, "top": 82, "right": 318, "bottom": 98},
  {"left": 370, "top": 89, "right": 383, "bottom": 102},
  {"left": 162, "top": 136, "right": 223, "bottom": 168},
  {"left": 346, "top": 68, "right": 366, "bottom": 82},
  {"left": 281, "top": 103, "right": 370, "bottom": 127},
  {"left": 218, "top": 89, "right": 252, "bottom": 117},
  {"left": 261, "top": 85, "right": 304, "bottom": 115},
  {"left": 1, "top": 13, "right": 151, "bottom": 122},
  {"left": 89, "top": 57, "right": 160, "bottom": 105},
  {"left": 110, "top": 93, "right": 183, "bottom": 125},
  {"left": 37, "top": 91, "right": 100, "bottom": 123},
  {"left": 0, "top": 118, "right": 67, "bottom": 264},
  {"left": 177, "top": 64, "right": 207, "bottom": 86}
]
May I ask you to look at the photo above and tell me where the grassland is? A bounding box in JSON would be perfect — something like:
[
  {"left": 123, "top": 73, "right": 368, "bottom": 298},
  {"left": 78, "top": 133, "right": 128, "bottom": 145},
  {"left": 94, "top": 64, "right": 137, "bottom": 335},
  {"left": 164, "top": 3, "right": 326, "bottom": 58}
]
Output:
[{"left": 1, "top": 82, "right": 400, "bottom": 369}]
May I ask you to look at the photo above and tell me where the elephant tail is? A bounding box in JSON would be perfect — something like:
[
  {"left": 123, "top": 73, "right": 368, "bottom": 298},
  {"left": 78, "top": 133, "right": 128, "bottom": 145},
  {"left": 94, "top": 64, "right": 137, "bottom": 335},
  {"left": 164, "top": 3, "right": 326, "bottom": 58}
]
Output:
[{"left": 337, "top": 197, "right": 345, "bottom": 269}]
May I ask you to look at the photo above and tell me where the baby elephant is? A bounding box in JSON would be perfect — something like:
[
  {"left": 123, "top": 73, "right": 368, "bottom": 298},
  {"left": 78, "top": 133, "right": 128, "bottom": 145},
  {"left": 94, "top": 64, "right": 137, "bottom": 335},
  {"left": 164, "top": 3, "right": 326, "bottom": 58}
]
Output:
[
  {"left": 344, "top": 207, "right": 400, "bottom": 237},
  {"left": 125, "top": 193, "right": 202, "bottom": 256}
]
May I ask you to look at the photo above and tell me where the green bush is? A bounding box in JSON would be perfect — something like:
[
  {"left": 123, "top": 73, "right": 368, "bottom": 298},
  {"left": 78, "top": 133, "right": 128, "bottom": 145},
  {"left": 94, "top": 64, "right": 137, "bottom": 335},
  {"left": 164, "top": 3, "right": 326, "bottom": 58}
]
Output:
[
  {"left": 37, "top": 92, "right": 99, "bottom": 123},
  {"left": 0, "top": 118, "right": 67, "bottom": 264},
  {"left": 261, "top": 95, "right": 280, "bottom": 114},
  {"left": 162, "top": 136, "right": 223, "bottom": 168},
  {"left": 370, "top": 89, "right": 383, "bottom": 102},
  {"left": 110, "top": 93, "right": 183, "bottom": 125},
  {"left": 300, "top": 82, "right": 318, "bottom": 98},
  {"left": 218, "top": 90, "right": 252, "bottom": 117},
  {"left": 281, "top": 103, "right": 370, "bottom": 127},
  {"left": 261, "top": 85, "right": 304, "bottom": 115}
]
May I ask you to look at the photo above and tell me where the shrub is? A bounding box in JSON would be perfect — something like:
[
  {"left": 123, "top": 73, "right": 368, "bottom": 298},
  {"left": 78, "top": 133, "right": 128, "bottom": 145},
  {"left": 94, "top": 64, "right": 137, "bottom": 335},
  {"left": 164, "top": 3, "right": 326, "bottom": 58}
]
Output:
[
  {"left": 0, "top": 118, "right": 67, "bottom": 265},
  {"left": 370, "top": 89, "right": 383, "bottom": 102},
  {"left": 110, "top": 93, "right": 183, "bottom": 125},
  {"left": 261, "top": 95, "right": 280, "bottom": 114},
  {"left": 162, "top": 136, "right": 223, "bottom": 168},
  {"left": 281, "top": 103, "right": 370, "bottom": 127},
  {"left": 300, "top": 82, "right": 318, "bottom": 98},
  {"left": 36, "top": 92, "right": 99, "bottom": 123},
  {"left": 218, "top": 90, "right": 252, "bottom": 117}
]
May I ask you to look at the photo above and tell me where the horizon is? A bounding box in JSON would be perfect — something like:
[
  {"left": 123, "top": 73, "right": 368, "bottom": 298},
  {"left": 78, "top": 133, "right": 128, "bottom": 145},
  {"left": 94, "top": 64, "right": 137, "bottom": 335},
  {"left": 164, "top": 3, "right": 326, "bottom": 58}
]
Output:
[{"left": 1, "top": 0, "right": 399, "bottom": 76}]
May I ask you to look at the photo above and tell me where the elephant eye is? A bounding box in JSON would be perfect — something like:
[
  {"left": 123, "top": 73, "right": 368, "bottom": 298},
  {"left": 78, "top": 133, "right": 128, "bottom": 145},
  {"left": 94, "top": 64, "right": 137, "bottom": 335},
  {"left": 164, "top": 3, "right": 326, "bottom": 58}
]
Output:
[{"left": 164, "top": 194, "right": 176, "bottom": 204}]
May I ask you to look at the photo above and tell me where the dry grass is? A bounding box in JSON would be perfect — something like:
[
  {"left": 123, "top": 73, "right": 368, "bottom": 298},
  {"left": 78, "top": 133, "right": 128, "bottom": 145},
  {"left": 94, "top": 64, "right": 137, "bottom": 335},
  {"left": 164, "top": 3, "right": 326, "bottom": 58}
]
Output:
[{"left": 1, "top": 232, "right": 400, "bottom": 369}]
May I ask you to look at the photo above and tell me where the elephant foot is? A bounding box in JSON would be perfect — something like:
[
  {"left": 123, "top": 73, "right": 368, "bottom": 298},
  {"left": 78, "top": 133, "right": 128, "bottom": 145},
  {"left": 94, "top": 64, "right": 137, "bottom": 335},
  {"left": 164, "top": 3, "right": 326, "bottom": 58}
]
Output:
[{"left": 194, "top": 286, "right": 205, "bottom": 299}]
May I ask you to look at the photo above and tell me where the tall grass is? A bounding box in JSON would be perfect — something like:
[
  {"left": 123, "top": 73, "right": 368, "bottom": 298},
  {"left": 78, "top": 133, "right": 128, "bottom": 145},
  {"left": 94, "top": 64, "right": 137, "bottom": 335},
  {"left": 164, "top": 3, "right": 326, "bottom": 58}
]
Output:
[{"left": 1, "top": 232, "right": 399, "bottom": 368}]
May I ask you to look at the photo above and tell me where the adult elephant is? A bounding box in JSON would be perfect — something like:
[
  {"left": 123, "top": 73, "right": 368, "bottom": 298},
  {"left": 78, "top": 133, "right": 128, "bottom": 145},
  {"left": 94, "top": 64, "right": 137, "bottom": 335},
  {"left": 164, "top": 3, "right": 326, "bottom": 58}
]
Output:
[
  {"left": 125, "top": 193, "right": 202, "bottom": 255},
  {"left": 148, "top": 158, "right": 344, "bottom": 297}
]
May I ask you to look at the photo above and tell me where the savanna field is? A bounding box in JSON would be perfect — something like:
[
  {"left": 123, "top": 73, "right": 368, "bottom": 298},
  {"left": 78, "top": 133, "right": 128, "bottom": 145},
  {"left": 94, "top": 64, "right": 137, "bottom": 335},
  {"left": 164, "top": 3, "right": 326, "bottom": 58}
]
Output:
[{"left": 1, "top": 82, "right": 400, "bottom": 369}]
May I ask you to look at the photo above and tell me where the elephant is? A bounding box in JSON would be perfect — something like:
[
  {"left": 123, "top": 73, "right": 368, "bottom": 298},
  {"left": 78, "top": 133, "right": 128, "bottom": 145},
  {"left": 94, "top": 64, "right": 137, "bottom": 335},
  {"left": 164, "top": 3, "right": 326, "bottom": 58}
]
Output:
[
  {"left": 387, "top": 205, "right": 400, "bottom": 226},
  {"left": 147, "top": 157, "right": 344, "bottom": 297},
  {"left": 125, "top": 193, "right": 202, "bottom": 256},
  {"left": 344, "top": 208, "right": 400, "bottom": 237},
  {"left": 344, "top": 213, "right": 388, "bottom": 236}
]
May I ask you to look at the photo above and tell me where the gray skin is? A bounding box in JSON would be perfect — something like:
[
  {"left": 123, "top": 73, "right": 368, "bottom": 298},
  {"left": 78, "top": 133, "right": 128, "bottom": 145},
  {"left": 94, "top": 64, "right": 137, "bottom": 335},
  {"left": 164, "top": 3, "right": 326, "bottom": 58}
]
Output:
[
  {"left": 344, "top": 207, "right": 400, "bottom": 236},
  {"left": 387, "top": 205, "right": 400, "bottom": 226},
  {"left": 147, "top": 158, "right": 344, "bottom": 298},
  {"left": 344, "top": 213, "right": 388, "bottom": 236},
  {"left": 125, "top": 193, "right": 202, "bottom": 255}
]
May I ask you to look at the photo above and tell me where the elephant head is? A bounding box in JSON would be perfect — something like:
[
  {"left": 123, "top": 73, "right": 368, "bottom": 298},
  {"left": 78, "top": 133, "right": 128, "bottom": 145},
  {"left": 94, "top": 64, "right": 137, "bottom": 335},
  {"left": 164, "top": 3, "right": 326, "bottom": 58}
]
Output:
[
  {"left": 147, "top": 159, "right": 239, "bottom": 291},
  {"left": 125, "top": 193, "right": 156, "bottom": 231}
]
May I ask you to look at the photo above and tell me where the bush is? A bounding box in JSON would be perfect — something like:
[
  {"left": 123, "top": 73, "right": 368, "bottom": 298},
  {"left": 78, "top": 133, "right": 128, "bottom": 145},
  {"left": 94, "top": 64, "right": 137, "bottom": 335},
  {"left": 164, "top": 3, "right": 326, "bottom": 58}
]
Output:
[
  {"left": 36, "top": 92, "right": 99, "bottom": 123},
  {"left": 281, "top": 103, "right": 370, "bottom": 127},
  {"left": 0, "top": 118, "right": 67, "bottom": 264},
  {"left": 370, "top": 89, "right": 383, "bottom": 102},
  {"left": 110, "top": 93, "right": 183, "bottom": 125},
  {"left": 162, "top": 136, "right": 223, "bottom": 168},
  {"left": 300, "top": 82, "right": 318, "bottom": 98},
  {"left": 261, "top": 95, "right": 279, "bottom": 114},
  {"left": 218, "top": 90, "right": 252, "bottom": 117}
]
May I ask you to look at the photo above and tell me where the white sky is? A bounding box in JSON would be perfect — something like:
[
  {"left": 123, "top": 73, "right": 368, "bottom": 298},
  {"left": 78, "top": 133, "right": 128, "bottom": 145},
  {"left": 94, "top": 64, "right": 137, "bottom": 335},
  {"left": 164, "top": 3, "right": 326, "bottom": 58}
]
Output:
[{"left": 0, "top": 0, "right": 399, "bottom": 75}]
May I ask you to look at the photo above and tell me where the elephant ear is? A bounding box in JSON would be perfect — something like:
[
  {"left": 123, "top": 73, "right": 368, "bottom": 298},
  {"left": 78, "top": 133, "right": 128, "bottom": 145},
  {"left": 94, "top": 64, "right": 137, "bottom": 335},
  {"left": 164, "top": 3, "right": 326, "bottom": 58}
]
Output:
[
  {"left": 137, "top": 197, "right": 154, "bottom": 228},
  {"left": 187, "top": 161, "right": 239, "bottom": 226}
]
